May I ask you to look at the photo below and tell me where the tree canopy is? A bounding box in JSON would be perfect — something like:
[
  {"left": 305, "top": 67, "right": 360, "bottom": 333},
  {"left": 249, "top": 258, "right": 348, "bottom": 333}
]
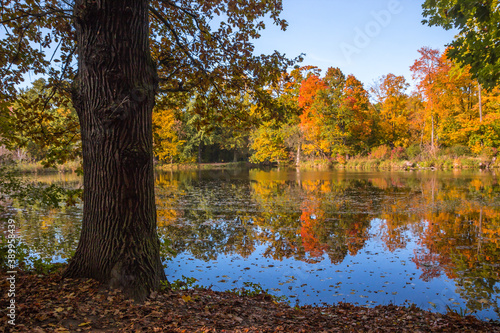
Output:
[
  {"left": 0, "top": 0, "right": 300, "bottom": 109},
  {"left": 422, "top": 0, "right": 500, "bottom": 89}
]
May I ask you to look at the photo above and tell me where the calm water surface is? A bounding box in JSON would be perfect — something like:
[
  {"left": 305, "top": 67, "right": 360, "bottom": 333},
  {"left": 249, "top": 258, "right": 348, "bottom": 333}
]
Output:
[{"left": 5, "top": 168, "right": 500, "bottom": 320}]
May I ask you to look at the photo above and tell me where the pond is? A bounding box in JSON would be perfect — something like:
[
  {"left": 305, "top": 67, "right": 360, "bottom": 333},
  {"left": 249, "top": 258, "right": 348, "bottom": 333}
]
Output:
[{"left": 3, "top": 168, "right": 500, "bottom": 320}]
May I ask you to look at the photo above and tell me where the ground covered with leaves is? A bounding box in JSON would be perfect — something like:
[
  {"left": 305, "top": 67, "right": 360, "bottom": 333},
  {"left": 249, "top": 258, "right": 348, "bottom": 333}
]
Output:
[{"left": 1, "top": 270, "right": 500, "bottom": 332}]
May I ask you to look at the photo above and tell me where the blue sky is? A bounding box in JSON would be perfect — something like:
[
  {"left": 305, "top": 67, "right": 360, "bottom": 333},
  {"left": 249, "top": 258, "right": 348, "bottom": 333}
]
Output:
[
  {"left": 16, "top": 1, "right": 457, "bottom": 92},
  {"left": 252, "top": 0, "right": 458, "bottom": 91}
]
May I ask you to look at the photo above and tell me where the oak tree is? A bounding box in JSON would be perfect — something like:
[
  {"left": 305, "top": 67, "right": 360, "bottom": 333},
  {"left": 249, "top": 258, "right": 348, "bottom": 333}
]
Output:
[{"left": 0, "top": 0, "right": 296, "bottom": 301}]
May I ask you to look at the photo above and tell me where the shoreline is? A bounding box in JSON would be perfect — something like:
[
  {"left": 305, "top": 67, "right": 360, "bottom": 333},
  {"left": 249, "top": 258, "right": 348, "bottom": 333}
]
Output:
[
  {"left": 1, "top": 269, "right": 499, "bottom": 332},
  {"left": 7, "top": 154, "right": 499, "bottom": 174}
]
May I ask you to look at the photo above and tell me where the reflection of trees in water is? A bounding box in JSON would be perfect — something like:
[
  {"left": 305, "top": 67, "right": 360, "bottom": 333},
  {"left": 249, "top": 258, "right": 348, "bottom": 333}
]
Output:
[
  {"left": 297, "top": 180, "right": 374, "bottom": 263},
  {"left": 6, "top": 203, "right": 82, "bottom": 262},
  {"left": 157, "top": 174, "right": 257, "bottom": 261},
  {"left": 157, "top": 174, "right": 380, "bottom": 264},
  {"left": 415, "top": 204, "right": 500, "bottom": 315},
  {"left": 409, "top": 176, "right": 500, "bottom": 315},
  {"left": 4, "top": 175, "right": 83, "bottom": 263},
  {"left": 156, "top": 170, "right": 500, "bottom": 315},
  {"left": 12, "top": 170, "right": 500, "bottom": 315}
]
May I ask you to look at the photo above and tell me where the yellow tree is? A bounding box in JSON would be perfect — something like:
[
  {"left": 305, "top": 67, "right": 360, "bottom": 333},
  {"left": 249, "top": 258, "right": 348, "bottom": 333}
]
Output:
[
  {"left": 417, "top": 50, "right": 500, "bottom": 152},
  {"left": 475, "top": 86, "right": 500, "bottom": 151},
  {"left": 431, "top": 53, "right": 476, "bottom": 148},
  {"left": 374, "top": 74, "right": 410, "bottom": 147},
  {"left": 152, "top": 108, "right": 184, "bottom": 164},
  {"left": 249, "top": 119, "right": 289, "bottom": 165},
  {"left": 342, "top": 74, "right": 372, "bottom": 154},
  {"left": 406, "top": 92, "right": 426, "bottom": 147},
  {"left": 249, "top": 67, "right": 311, "bottom": 165}
]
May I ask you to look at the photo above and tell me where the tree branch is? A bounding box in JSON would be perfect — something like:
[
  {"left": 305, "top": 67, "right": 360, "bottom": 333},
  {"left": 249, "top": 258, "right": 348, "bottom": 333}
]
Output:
[
  {"left": 0, "top": 9, "right": 72, "bottom": 25},
  {"left": 148, "top": 5, "right": 207, "bottom": 75},
  {"left": 148, "top": 5, "right": 251, "bottom": 119},
  {"left": 159, "top": 0, "right": 204, "bottom": 31}
]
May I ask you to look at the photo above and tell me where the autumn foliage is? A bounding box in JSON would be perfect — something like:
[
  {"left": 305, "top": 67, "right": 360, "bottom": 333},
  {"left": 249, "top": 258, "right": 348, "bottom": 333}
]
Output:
[{"left": 4, "top": 48, "right": 500, "bottom": 167}]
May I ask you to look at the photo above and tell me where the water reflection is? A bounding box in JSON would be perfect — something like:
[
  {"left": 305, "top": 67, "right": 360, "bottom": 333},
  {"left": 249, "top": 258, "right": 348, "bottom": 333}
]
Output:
[
  {"left": 156, "top": 169, "right": 500, "bottom": 319},
  {"left": 2, "top": 173, "right": 82, "bottom": 263},
  {"left": 3, "top": 169, "right": 500, "bottom": 319}
]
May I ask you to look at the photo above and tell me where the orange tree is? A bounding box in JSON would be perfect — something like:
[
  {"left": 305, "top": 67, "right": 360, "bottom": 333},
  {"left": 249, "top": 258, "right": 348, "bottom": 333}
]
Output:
[
  {"left": 410, "top": 47, "right": 444, "bottom": 151},
  {"left": 300, "top": 67, "right": 372, "bottom": 159},
  {"left": 298, "top": 71, "right": 329, "bottom": 159},
  {"left": 340, "top": 74, "right": 372, "bottom": 154}
]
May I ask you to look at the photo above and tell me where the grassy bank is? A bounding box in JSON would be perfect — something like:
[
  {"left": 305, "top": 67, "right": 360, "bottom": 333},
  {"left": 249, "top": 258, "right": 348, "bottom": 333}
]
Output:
[
  {"left": 10, "top": 146, "right": 499, "bottom": 174},
  {"left": 11, "top": 160, "right": 252, "bottom": 174},
  {"left": 154, "top": 156, "right": 499, "bottom": 172},
  {"left": 13, "top": 160, "right": 81, "bottom": 174},
  {"left": 297, "top": 144, "right": 499, "bottom": 171},
  {"left": 155, "top": 161, "right": 254, "bottom": 171},
  {"left": 341, "top": 155, "right": 499, "bottom": 171}
]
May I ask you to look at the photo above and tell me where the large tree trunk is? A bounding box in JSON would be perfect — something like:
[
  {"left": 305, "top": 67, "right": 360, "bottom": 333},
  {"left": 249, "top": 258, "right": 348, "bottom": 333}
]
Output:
[{"left": 63, "top": 0, "right": 166, "bottom": 302}]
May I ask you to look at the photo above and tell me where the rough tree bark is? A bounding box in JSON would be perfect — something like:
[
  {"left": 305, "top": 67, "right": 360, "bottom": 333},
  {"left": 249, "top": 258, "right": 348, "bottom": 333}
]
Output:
[{"left": 63, "top": 0, "right": 166, "bottom": 301}]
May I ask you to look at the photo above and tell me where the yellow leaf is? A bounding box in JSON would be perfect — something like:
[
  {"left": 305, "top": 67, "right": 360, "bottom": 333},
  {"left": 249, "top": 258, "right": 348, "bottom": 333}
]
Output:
[
  {"left": 181, "top": 295, "right": 192, "bottom": 302},
  {"left": 78, "top": 322, "right": 92, "bottom": 327}
]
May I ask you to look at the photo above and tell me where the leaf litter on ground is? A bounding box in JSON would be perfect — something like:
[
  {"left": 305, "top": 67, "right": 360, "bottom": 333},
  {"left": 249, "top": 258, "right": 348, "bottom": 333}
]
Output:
[{"left": 1, "top": 267, "right": 499, "bottom": 332}]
